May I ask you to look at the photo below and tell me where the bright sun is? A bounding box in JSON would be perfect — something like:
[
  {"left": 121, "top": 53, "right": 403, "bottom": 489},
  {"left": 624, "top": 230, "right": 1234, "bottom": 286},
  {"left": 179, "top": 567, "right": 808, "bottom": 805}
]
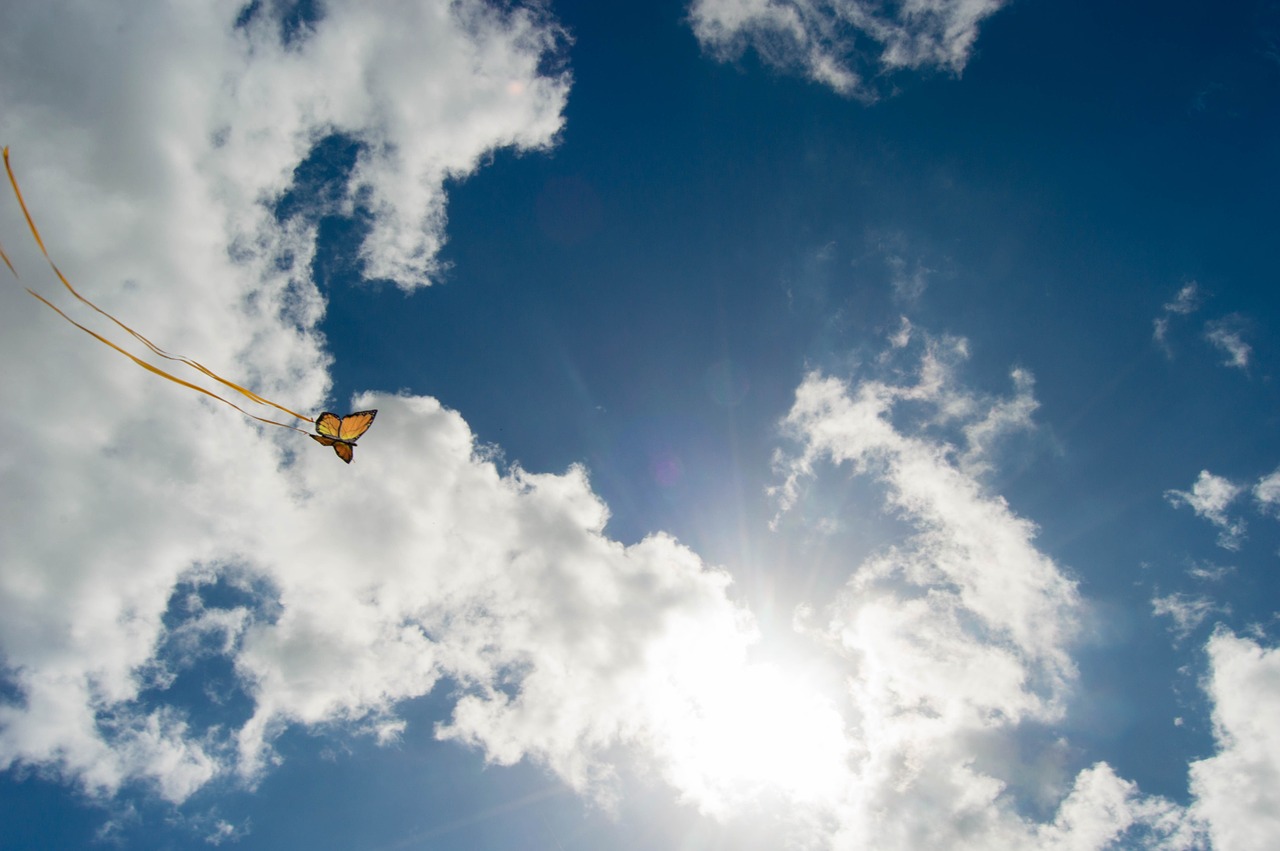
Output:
[{"left": 654, "top": 647, "right": 852, "bottom": 814}]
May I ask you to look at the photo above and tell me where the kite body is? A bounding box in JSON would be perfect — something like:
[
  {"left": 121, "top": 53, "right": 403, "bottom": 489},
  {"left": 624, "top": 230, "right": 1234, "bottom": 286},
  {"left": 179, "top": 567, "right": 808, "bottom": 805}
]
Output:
[{"left": 311, "top": 410, "right": 377, "bottom": 463}]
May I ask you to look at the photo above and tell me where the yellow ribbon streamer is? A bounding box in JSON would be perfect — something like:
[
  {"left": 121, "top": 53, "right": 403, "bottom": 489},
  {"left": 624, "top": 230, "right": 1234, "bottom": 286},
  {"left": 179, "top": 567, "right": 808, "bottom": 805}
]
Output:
[
  {"left": 3, "top": 146, "right": 315, "bottom": 431},
  {"left": 25, "top": 288, "right": 311, "bottom": 434}
]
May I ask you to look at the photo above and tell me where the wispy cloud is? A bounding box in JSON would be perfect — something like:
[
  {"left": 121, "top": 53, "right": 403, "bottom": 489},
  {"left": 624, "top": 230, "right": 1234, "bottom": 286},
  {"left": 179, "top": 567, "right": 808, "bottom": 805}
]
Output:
[
  {"left": 1165, "top": 470, "right": 1247, "bottom": 550},
  {"left": 1187, "top": 561, "right": 1236, "bottom": 582},
  {"left": 1153, "top": 281, "right": 1201, "bottom": 355},
  {"left": 1166, "top": 282, "right": 1202, "bottom": 315},
  {"left": 888, "top": 253, "right": 932, "bottom": 303},
  {"left": 1152, "top": 284, "right": 1255, "bottom": 372},
  {"left": 1253, "top": 467, "right": 1280, "bottom": 517},
  {"left": 960, "top": 367, "right": 1039, "bottom": 476},
  {"left": 688, "top": 0, "right": 1011, "bottom": 99},
  {"left": 1152, "top": 592, "right": 1224, "bottom": 641},
  {"left": 888, "top": 315, "right": 914, "bottom": 349},
  {"left": 201, "top": 816, "right": 250, "bottom": 846},
  {"left": 1204, "top": 315, "right": 1252, "bottom": 370}
]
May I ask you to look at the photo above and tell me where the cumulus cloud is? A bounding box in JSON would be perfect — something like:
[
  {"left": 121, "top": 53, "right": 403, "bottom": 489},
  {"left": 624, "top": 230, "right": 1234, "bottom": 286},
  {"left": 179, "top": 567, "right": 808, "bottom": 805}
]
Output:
[
  {"left": 0, "top": 3, "right": 1272, "bottom": 848},
  {"left": 229, "top": 396, "right": 781, "bottom": 809},
  {"left": 769, "top": 335, "right": 1206, "bottom": 848},
  {"left": 2, "top": 0, "right": 568, "bottom": 293},
  {"left": 774, "top": 340, "right": 1078, "bottom": 712},
  {"left": 0, "top": 0, "right": 568, "bottom": 801},
  {"left": 1165, "top": 471, "right": 1247, "bottom": 550},
  {"left": 688, "top": 0, "right": 1011, "bottom": 99},
  {"left": 1189, "top": 631, "right": 1280, "bottom": 851}
]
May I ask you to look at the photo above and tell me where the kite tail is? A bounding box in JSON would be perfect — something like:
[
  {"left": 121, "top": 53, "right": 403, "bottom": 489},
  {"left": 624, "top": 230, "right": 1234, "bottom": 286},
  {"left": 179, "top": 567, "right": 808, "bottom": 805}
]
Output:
[
  {"left": 25, "top": 288, "right": 311, "bottom": 435},
  {"left": 0, "top": 238, "right": 16, "bottom": 277},
  {"left": 3, "top": 146, "right": 313, "bottom": 425}
]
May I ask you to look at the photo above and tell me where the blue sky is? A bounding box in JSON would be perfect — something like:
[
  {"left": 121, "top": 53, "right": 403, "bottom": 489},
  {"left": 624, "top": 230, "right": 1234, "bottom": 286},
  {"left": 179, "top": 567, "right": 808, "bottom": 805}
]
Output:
[{"left": 1, "top": 0, "right": 1278, "bottom": 848}]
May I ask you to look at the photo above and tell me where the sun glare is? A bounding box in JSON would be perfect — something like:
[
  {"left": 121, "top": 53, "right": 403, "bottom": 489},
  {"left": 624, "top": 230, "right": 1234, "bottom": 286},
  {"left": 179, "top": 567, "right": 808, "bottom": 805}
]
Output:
[{"left": 657, "top": 655, "right": 852, "bottom": 815}]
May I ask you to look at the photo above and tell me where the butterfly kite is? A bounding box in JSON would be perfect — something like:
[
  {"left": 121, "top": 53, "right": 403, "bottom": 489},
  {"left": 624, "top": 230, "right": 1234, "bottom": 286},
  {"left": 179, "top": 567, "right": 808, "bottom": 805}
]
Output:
[
  {"left": 0, "top": 147, "right": 375, "bottom": 463},
  {"left": 311, "top": 410, "right": 377, "bottom": 463}
]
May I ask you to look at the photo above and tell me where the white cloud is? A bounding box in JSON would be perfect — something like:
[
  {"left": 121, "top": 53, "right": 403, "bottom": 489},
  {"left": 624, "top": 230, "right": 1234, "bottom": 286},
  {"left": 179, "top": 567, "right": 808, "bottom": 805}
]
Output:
[
  {"left": 688, "top": 0, "right": 1011, "bottom": 99},
  {"left": 1165, "top": 283, "right": 1202, "bottom": 316},
  {"left": 1153, "top": 282, "right": 1200, "bottom": 354},
  {"left": 889, "top": 315, "right": 913, "bottom": 349},
  {"left": 1186, "top": 562, "right": 1235, "bottom": 582},
  {"left": 226, "top": 397, "right": 776, "bottom": 808},
  {"left": 1033, "top": 763, "right": 1200, "bottom": 851},
  {"left": 2, "top": 0, "right": 568, "bottom": 293},
  {"left": 1254, "top": 468, "right": 1280, "bottom": 516},
  {"left": 888, "top": 253, "right": 931, "bottom": 302},
  {"left": 203, "top": 817, "right": 250, "bottom": 846},
  {"left": 1165, "top": 471, "right": 1247, "bottom": 550},
  {"left": 1152, "top": 593, "right": 1222, "bottom": 641},
  {"left": 770, "top": 336, "right": 1206, "bottom": 849},
  {"left": 1153, "top": 316, "right": 1171, "bottom": 349},
  {"left": 960, "top": 367, "right": 1038, "bottom": 475},
  {"left": 0, "top": 0, "right": 568, "bottom": 801},
  {"left": 773, "top": 343, "right": 1078, "bottom": 715},
  {"left": 1152, "top": 286, "right": 1255, "bottom": 372},
  {"left": 0, "top": 3, "right": 1272, "bottom": 847},
  {"left": 1189, "top": 631, "right": 1280, "bottom": 851},
  {"left": 1205, "top": 317, "right": 1252, "bottom": 370}
]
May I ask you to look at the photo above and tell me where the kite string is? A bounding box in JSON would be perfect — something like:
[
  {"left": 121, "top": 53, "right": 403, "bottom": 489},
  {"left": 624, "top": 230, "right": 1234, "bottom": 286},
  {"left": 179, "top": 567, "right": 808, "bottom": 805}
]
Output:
[{"left": 2, "top": 146, "right": 314, "bottom": 425}]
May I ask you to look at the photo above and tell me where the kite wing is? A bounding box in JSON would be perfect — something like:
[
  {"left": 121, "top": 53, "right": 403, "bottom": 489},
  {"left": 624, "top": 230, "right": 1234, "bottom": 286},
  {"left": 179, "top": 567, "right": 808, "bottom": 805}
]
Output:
[
  {"left": 338, "top": 410, "right": 376, "bottom": 441},
  {"left": 314, "top": 412, "right": 344, "bottom": 440}
]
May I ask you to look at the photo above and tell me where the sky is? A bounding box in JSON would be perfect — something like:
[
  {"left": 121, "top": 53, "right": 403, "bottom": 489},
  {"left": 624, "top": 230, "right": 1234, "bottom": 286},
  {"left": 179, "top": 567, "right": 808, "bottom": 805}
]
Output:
[{"left": 1, "top": 0, "right": 1278, "bottom": 848}]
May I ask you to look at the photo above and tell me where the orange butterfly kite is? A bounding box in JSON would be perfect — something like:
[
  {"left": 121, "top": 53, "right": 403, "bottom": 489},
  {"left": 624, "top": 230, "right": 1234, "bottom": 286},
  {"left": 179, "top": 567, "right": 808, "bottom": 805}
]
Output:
[
  {"left": 310, "top": 410, "right": 377, "bottom": 463},
  {"left": 1, "top": 147, "right": 377, "bottom": 464}
]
